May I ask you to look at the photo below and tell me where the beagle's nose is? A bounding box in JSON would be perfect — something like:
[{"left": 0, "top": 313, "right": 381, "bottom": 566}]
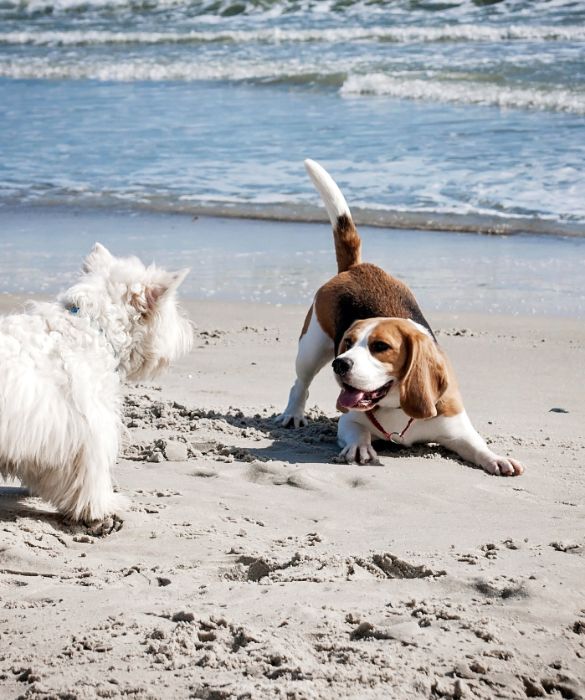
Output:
[{"left": 332, "top": 357, "right": 353, "bottom": 376}]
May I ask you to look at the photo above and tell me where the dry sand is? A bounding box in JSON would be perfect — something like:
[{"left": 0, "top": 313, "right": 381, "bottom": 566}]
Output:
[{"left": 0, "top": 297, "right": 584, "bottom": 699}]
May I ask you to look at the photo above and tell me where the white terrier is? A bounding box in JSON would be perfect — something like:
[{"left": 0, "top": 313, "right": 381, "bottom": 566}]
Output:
[{"left": 0, "top": 243, "right": 193, "bottom": 528}]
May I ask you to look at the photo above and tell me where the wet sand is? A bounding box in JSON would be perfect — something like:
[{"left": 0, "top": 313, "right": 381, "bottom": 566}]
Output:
[{"left": 1, "top": 205, "right": 585, "bottom": 317}]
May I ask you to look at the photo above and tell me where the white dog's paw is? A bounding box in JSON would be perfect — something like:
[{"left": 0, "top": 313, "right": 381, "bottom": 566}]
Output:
[
  {"left": 78, "top": 493, "right": 127, "bottom": 535},
  {"left": 483, "top": 455, "right": 524, "bottom": 477},
  {"left": 275, "top": 411, "right": 307, "bottom": 428},
  {"left": 87, "top": 513, "right": 124, "bottom": 537},
  {"left": 340, "top": 443, "right": 379, "bottom": 465}
]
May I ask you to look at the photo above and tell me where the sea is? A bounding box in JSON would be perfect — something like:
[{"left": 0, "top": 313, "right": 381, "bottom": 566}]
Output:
[{"left": 1, "top": 0, "right": 584, "bottom": 314}]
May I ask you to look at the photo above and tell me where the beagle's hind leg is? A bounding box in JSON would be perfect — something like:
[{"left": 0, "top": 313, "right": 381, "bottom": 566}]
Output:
[{"left": 277, "top": 304, "right": 334, "bottom": 428}]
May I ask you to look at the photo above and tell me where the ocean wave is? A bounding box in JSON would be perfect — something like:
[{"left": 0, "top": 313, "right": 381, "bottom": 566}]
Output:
[
  {"left": 341, "top": 74, "right": 585, "bottom": 114},
  {"left": 0, "top": 56, "right": 331, "bottom": 82},
  {"left": 1, "top": 185, "right": 583, "bottom": 238},
  {"left": 2, "top": 0, "right": 583, "bottom": 17},
  {"left": 2, "top": 56, "right": 583, "bottom": 115},
  {"left": 2, "top": 0, "right": 189, "bottom": 13},
  {"left": 2, "top": 24, "right": 585, "bottom": 46}
]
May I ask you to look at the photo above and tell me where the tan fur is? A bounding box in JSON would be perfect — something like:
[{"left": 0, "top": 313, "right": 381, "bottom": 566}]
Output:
[
  {"left": 436, "top": 354, "right": 464, "bottom": 417},
  {"left": 339, "top": 318, "right": 463, "bottom": 420},
  {"left": 398, "top": 327, "right": 448, "bottom": 419},
  {"left": 334, "top": 214, "right": 362, "bottom": 273}
]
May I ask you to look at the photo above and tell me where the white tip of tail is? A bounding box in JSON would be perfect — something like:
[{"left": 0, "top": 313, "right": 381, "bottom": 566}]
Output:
[{"left": 304, "top": 159, "right": 351, "bottom": 227}]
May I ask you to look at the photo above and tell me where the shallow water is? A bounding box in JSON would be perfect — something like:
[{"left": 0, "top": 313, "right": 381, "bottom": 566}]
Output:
[
  {"left": 1, "top": 207, "right": 584, "bottom": 318},
  {"left": 1, "top": 0, "right": 584, "bottom": 233}
]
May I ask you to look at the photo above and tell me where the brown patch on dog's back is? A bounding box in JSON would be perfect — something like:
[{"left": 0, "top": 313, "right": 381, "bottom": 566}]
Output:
[{"left": 314, "top": 263, "right": 434, "bottom": 352}]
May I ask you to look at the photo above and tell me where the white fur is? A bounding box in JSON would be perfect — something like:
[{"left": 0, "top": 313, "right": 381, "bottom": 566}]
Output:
[
  {"left": 407, "top": 318, "right": 432, "bottom": 337},
  {"left": 304, "top": 159, "right": 351, "bottom": 227},
  {"left": 0, "top": 243, "right": 193, "bottom": 523},
  {"left": 338, "top": 407, "right": 523, "bottom": 476},
  {"left": 335, "top": 321, "right": 395, "bottom": 394},
  {"left": 277, "top": 303, "right": 334, "bottom": 428}
]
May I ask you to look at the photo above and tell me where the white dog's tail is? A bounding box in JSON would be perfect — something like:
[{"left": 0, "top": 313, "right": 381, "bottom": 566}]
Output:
[{"left": 304, "top": 159, "right": 362, "bottom": 273}]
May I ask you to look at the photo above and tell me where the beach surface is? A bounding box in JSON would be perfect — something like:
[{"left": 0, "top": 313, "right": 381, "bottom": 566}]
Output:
[{"left": 1, "top": 294, "right": 584, "bottom": 699}]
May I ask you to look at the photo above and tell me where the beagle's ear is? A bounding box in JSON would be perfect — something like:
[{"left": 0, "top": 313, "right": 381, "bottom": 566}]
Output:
[{"left": 399, "top": 332, "right": 448, "bottom": 420}]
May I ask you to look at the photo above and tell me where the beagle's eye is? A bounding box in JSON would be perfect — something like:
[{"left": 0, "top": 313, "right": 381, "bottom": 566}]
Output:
[
  {"left": 343, "top": 337, "right": 354, "bottom": 350},
  {"left": 370, "top": 340, "right": 391, "bottom": 353}
]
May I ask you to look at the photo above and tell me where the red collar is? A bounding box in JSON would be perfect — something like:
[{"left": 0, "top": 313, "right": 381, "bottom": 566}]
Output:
[{"left": 366, "top": 409, "right": 414, "bottom": 444}]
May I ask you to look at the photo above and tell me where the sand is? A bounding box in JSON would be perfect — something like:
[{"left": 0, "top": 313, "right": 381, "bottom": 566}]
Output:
[{"left": 0, "top": 297, "right": 584, "bottom": 699}]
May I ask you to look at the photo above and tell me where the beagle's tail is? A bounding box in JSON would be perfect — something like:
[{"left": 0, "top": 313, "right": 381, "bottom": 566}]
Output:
[{"left": 304, "top": 159, "right": 362, "bottom": 273}]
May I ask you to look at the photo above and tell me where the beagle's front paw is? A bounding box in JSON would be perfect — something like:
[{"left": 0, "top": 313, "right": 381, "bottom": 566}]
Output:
[
  {"left": 275, "top": 411, "right": 307, "bottom": 429},
  {"left": 483, "top": 455, "right": 524, "bottom": 477},
  {"left": 340, "top": 443, "right": 379, "bottom": 465}
]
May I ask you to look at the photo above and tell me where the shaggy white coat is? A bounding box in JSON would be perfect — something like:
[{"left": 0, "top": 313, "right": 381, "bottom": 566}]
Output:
[{"left": 0, "top": 243, "right": 193, "bottom": 523}]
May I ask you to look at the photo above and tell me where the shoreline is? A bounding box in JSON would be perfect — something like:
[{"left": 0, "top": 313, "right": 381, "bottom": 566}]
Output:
[
  {"left": 1, "top": 204, "right": 585, "bottom": 319},
  {"left": 2, "top": 198, "right": 585, "bottom": 239}
]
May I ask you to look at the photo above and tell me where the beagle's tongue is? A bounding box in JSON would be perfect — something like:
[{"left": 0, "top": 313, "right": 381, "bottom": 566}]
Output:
[{"left": 337, "top": 386, "right": 366, "bottom": 410}]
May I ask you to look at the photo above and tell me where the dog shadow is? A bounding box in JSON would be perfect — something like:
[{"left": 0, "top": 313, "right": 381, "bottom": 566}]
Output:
[
  {"left": 202, "top": 409, "right": 339, "bottom": 465},
  {"left": 0, "top": 485, "right": 53, "bottom": 521},
  {"left": 200, "top": 409, "right": 459, "bottom": 468},
  {"left": 0, "top": 485, "right": 86, "bottom": 532}
]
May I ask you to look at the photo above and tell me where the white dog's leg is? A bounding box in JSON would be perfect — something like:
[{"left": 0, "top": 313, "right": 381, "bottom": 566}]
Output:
[
  {"left": 49, "top": 445, "right": 126, "bottom": 526},
  {"left": 18, "top": 447, "right": 125, "bottom": 530},
  {"left": 65, "top": 450, "right": 126, "bottom": 525},
  {"left": 338, "top": 412, "right": 378, "bottom": 464},
  {"left": 278, "top": 305, "right": 334, "bottom": 428},
  {"left": 38, "top": 404, "right": 127, "bottom": 526},
  {"left": 426, "top": 412, "right": 524, "bottom": 476}
]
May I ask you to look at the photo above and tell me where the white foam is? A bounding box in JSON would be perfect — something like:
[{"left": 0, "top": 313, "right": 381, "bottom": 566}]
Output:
[
  {"left": 2, "top": 54, "right": 583, "bottom": 117},
  {"left": 4, "top": 0, "right": 187, "bottom": 11},
  {"left": 1, "top": 24, "right": 584, "bottom": 46},
  {"left": 340, "top": 73, "right": 585, "bottom": 115},
  {"left": 0, "top": 56, "right": 315, "bottom": 82}
]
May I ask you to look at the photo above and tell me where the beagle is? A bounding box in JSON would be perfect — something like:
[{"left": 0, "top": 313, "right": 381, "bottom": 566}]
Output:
[{"left": 278, "top": 160, "right": 524, "bottom": 476}]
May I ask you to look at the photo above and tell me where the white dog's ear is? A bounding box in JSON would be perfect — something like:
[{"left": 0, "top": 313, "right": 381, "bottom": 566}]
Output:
[
  {"left": 134, "top": 268, "right": 190, "bottom": 315},
  {"left": 172, "top": 268, "right": 190, "bottom": 288},
  {"left": 83, "top": 242, "right": 113, "bottom": 273}
]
